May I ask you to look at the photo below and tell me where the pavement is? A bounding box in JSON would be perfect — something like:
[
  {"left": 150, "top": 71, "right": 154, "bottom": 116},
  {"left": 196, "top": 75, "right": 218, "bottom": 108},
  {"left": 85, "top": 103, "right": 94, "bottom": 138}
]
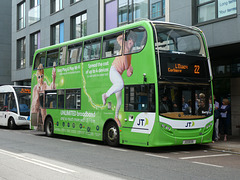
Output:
[{"left": 205, "top": 136, "right": 240, "bottom": 154}]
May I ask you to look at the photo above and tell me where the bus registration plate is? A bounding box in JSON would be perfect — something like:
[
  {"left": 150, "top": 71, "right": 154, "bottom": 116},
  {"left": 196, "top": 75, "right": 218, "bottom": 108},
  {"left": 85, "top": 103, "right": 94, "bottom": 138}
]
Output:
[{"left": 183, "top": 140, "right": 196, "bottom": 144}]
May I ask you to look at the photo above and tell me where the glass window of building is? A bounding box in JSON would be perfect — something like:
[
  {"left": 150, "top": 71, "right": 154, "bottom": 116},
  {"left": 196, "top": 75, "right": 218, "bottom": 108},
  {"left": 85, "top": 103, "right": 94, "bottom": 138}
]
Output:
[
  {"left": 106, "top": 0, "right": 165, "bottom": 29},
  {"left": 30, "top": 0, "right": 40, "bottom": 8},
  {"left": 71, "top": 0, "right": 81, "bottom": 4},
  {"left": 196, "top": 0, "right": 237, "bottom": 24},
  {"left": 29, "top": 0, "right": 40, "bottom": 25},
  {"left": 133, "top": 0, "right": 148, "bottom": 21},
  {"left": 105, "top": 0, "right": 118, "bottom": 30},
  {"left": 118, "top": 0, "right": 148, "bottom": 25},
  {"left": 118, "top": 0, "right": 129, "bottom": 25},
  {"left": 17, "top": 37, "right": 26, "bottom": 69},
  {"left": 51, "top": 0, "right": 63, "bottom": 14},
  {"left": 30, "top": 31, "right": 40, "bottom": 66},
  {"left": 17, "top": 1, "right": 26, "bottom": 30},
  {"left": 51, "top": 22, "right": 64, "bottom": 45},
  {"left": 71, "top": 12, "right": 87, "bottom": 40},
  {"left": 151, "top": 0, "right": 165, "bottom": 19}
]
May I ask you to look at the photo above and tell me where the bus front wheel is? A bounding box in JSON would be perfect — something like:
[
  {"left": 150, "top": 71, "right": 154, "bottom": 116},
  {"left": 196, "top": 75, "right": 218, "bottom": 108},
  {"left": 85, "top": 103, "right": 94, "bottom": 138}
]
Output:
[
  {"left": 8, "top": 117, "right": 16, "bottom": 130},
  {"left": 104, "top": 121, "right": 119, "bottom": 146},
  {"left": 45, "top": 117, "right": 54, "bottom": 137}
]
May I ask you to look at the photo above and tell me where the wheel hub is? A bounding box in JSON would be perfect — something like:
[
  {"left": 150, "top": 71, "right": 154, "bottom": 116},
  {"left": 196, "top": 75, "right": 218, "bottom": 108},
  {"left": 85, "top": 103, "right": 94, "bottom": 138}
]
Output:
[{"left": 108, "top": 127, "right": 117, "bottom": 141}]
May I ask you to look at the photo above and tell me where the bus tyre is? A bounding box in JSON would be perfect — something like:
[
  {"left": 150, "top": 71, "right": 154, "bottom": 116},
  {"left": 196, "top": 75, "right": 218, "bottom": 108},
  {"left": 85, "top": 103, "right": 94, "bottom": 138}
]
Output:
[
  {"left": 8, "top": 117, "right": 16, "bottom": 130},
  {"left": 45, "top": 118, "right": 54, "bottom": 137},
  {"left": 104, "top": 121, "right": 119, "bottom": 147}
]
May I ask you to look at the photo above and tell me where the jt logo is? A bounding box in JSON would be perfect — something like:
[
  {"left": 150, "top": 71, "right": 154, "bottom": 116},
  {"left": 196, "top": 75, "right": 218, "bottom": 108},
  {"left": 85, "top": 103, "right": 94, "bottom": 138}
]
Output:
[
  {"left": 185, "top": 122, "right": 192, "bottom": 127},
  {"left": 137, "top": 119, "right": 145, "bottom": 126}
]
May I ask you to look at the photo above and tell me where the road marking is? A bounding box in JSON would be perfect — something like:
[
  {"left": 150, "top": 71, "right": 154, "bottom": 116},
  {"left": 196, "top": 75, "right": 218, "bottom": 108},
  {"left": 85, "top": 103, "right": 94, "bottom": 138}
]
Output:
[
  {"left": 182, "top": 151, "right": 190, "bottom": 154},
  {"left": 15, "top": 157, "right": 70, "bottom": 173},
  {"left": 60, "top": 139, "right": 72, "bottom": 143},
  {"left": 192, "top": 161, "right": 223, "bottom": 168},
  {"left": 145, "top": 154, "right": 169, "bottom": 159},
  {"left": 26, "top": 158, "right": 76, "bottom": 173},
  {"left": 179, "top": 153, "right": 232, "bottom": 160},
  {"left": 0, "top": 149, "right": 76, "bottom": 174},
  {"left": 110, "top": 148, "right": 128, "bottom": 152},
  {"left": 81, "top": 143, "right": 97, "bottom": 147}
]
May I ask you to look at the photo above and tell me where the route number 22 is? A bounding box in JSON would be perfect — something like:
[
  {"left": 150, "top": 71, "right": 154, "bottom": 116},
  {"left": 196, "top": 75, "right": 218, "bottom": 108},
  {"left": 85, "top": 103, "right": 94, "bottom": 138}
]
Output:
[{"left": 194, "top": 65, "right": 200, "bottom": 74}]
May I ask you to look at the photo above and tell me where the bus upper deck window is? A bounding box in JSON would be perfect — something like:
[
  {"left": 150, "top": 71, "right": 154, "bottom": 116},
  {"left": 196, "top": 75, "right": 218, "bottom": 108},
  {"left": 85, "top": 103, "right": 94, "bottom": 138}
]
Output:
[
  {"left": 59, "top": 46, "right": 67, "bottom": 65},
  {"left": 124, "top": 27, "right": 147, "bottom": 54},
  {"left": 102, "top": 32, "right": 123, "bottom": 58},
  {"left": 46, "top": 49, "right": 59, "bottom": 67},
  {"left": 67, "top": 43, "right": 82, "bottom": 64},
  {"left": 34, "top": 52, "right": 46, "bottom": 69},
  {"left": 83, "top": 38, "right": 101, "bottom": 61}
]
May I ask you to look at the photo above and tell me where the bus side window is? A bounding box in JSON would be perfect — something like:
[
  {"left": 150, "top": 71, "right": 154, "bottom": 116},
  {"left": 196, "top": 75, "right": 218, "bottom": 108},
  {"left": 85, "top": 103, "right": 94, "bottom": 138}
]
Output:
[
  {"left": 45, "top": 90, "right": 57, "bottom": 109},
  {"left": 58, "top": 89, "right": 65, "bottom": 109},
  {"left": 34, "top": 52, "right": 46, "bottom": 69},
  {"left": 83, "top": 38, "right": 101, "bottom": 61},
  {"left": 46, "top": 49, "right": 59, "bottom": 67},
  {"left": 1, "top": 93, "right": 9, "bottom": 111},
  {"left": 65, "top": 89, "right": 81, "bottom": 110},
  {"left": 124, "top": 84, "right": 155, "bottom": 112},
  {"left": 8, "top": 93, "right": 17, "bottom": 113},
  {"left": 124, "top": 27, "right": 147, "bottom": 54},
  {"left": 67, "top": 43, "right": 82, "bottom": 64},
  {"left": 0, "top": 93, "right": 3, "bottom": 110},
  {"left": 59, "top": 46, "right": 67, "bottom": 65},
  {"left": 102, "top": 32, "right": 122, "bottom": 58}
]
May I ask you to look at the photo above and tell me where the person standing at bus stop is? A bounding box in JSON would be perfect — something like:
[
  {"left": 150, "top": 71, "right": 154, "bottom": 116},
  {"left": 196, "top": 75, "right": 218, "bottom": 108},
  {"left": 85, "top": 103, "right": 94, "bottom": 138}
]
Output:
[
  {"left": 102, "top": 31, "right": 137, "bottom": 127},
  {"left": 219, "top": 98, "right": 231, "bottom": 142},
  {"left": 31, "top": 63, "right": 56, "bottom": 127}
]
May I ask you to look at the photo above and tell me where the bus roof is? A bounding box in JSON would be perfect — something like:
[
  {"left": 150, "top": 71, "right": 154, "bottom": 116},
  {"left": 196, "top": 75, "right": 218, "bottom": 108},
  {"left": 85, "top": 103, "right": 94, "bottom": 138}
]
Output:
[
  {"left": 0, "top": 85, "right": 30, "bottom": 93},
  {"left": 33, "top": 20, "right": 203, "bottom": 55}
]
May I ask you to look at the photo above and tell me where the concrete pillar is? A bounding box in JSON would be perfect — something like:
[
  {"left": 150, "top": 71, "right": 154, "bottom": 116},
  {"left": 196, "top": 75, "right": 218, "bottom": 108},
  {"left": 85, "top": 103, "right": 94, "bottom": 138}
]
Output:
[
  {"left": 99, "top": 0, "right": 105, "bottom": 32},
  {"left": 165, "top": 0, "right": 170, "bottom": 22},
  {"left": 231, "top": 78, "right": 240, "bottom": 136}
]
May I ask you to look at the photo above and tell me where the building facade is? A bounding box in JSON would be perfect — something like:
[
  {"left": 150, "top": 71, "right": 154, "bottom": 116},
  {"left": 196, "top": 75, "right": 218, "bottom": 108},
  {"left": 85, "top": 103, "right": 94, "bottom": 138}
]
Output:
[
  {"left": 11, "top": 0, "right": 240, "bottom": 136},
  {"left": 0, "top": 0, "right": 12, "bottom": 85},
  {"left": 12, "top": 0, "right": 100, "bottom": 85}
]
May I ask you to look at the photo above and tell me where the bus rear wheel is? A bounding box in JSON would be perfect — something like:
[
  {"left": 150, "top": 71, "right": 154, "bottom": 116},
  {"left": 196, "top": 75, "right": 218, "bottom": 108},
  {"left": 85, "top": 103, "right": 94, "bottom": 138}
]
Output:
[
  {"left": 8, "top": 117, "right": 16, "bottom": 130},
  {"left": 45, "top": 117, "right": 54, "bottom": 137},
  {"left": 104, "top": 121, "right": 119, "bottom": 146}
]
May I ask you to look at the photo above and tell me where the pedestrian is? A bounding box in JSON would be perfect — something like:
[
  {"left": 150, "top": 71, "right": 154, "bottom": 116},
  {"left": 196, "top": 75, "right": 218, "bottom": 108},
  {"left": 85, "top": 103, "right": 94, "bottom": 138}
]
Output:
[
  {"left": 213, "top": 96, "right": 220, "bottom": 141},
  {"left": 212, "top": 95, "right": 220, "bottom": 142},
  {"left": 219, "top": 98, "right": 231, "bottom": 141}
]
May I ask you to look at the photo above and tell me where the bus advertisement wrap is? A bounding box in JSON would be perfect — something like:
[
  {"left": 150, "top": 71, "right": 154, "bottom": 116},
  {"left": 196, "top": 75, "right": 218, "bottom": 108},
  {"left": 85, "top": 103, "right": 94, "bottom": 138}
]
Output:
[{"left": 31, "top": 20, "right": 214, "bottom": 147}]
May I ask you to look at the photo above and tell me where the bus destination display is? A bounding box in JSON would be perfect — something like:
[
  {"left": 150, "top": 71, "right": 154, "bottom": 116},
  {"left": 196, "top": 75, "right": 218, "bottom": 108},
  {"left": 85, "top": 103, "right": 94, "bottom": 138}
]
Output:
[
  {"left": 167, "top": 63, "right": 200, "bottom": 74},
  {"left": 160, "top": 53, "right": 210, "bottom": 80}
]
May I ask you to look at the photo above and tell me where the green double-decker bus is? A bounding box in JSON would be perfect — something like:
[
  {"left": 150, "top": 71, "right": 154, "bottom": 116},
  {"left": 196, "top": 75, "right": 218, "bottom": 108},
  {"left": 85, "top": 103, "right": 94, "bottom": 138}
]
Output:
[{"left": 31, "top": 20, "right": 213, "bottom": 147}]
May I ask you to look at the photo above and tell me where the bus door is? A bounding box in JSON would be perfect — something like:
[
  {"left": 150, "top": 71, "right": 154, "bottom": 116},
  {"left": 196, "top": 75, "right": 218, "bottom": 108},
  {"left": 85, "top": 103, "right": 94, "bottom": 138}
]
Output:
[
  {"left": 0, "top": 93, "right": 8, "bottom": 125},
  {"left": 123, "top": 84, "right": 155, "bottom": 144},
  {"left": 0, "top": 93, "right": 17, "bottom": 126}
]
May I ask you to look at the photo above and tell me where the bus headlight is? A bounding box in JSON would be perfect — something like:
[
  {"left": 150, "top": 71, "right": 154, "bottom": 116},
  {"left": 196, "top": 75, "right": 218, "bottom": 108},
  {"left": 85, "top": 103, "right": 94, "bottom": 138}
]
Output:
[
  {"left": 18, "top": 116, "right": 26, "bottom": 120},
  {"left": 204, "top": 122, "right": 213, "bottom": 132},
  {"left": 161, "top": 123, "right": 172, "bottom": 132}
]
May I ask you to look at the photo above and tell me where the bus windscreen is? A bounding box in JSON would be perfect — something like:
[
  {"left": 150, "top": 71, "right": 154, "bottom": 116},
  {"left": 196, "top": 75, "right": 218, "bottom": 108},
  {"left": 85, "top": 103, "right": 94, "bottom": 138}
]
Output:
[{"left": 14, "top": 87, "right": 31, "bottom": 116}]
